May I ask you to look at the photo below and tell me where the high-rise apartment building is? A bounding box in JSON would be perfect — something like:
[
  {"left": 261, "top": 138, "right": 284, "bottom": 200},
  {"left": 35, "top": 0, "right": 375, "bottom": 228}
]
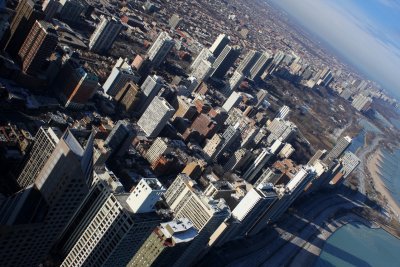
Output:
[
  {"left": 42, "top": 0, "right": 63, "bottom": 21},
  {"left": 104, "top": 120, "right": 135, "bottom": 157},
  {"left": 323, "top": 136, "right": 352, "bottom": 165},
  {"left": 56, "top": 59, "right": 99, "bottom": 108},
  {"left": 222, "top": 70, "right": 244, "bottom": 95},
  {"left": 351, "top": 94, "right": 373, "bottom": 112},
  {"left": 103, "top": 57, "right": 141, "bottom": 97},
  {"left": 17, "top": 126, "right": 62, "bottom": 188},
  {"left": 191, "top": 58, "right": 214, "bottom": 83},
  {"left": 59, "top": 177, "right": 165, "bottom": 267},
  {"left": 190, "top": 48, "right": 215, "bottom": 71},
  {"left": 209, "top": 34, "right": 230, "bottom": 58},
  {"left": 3, "top": 0, "right": 45, "bottom": 58},
  {"left": 249, "top": 51, "right": 273, "bottom": 81},
  {"left": 89, "top": 16, "right": 123, "bottom": 53},
  {"left": 210, "top": 184, "right": 278, "bottom": 246},
  {"left": 128, "top": 218, "right": 197, "bottom": 267},
  {"left": 266, "top": 118, "right": 297, "bottom": 144},
  {"left": 247, "top": 166, "right": 316, "bottom": 235},
  {"left": 237, "top": 50, "right": 261, "bottom": 76},
  {"left": 242, "top": 148, "right": 273, "bottom": 182},
  {"left": 0, "top": 129, "right": 94, "bottom": 266},
  {"left": 137, "top": 75, "right": 164, "bottom": 114},
  {"left": 275, "top": 105, "right": 290, "bottom": 120},
  {"left": 222, "top": 91, "right": 243, "bottom": 112},
  {"left": 338, "top": 151, "right": 360, "bottom": 178},
  {"left": 18, "top": 20, "right": 58, "bottom": 74},
  {"left": 164, "top": 174, "right": 231, "bottom": 267},
  {"left": 147, "top": 31, "right": 175, "bottom": 68},
  {"left": 145, "top": 137, "right": 171, "bottom": 165},
  {"left": 211, "top": 45, "right": 241, "bottom": 79},
  {"left": 59, "top": 0, "right": 85, "bottom": 23},
  {"left": 138, "top": 96, "right": 175, "bottom": 137}
]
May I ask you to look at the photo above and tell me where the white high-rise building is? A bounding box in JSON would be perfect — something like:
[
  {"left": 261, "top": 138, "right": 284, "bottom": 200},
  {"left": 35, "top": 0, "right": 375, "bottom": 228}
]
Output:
[
  {"left": 209, "top": 34, "right": 230, "bottom": 57},
  {"left": 275, "top": 105, "right": 290, "bottom": 120},
  {"left": 339, "top": 151, "right": 360, "bottom": 178},
  {"left": 242, "top": 148, "right": 273, "bottom": 182},
  {"left": 138, "top": 96, "right": 175, "bottom": 137},
  {"left": 237, "top": 50, "right": 261, "bottom": 75},
  {"left": 191, "top": 59, "right": 214, "bottom": 83},
  {"left": 89, "top": 16, "right": 123, "bottom": 53},
  {"left": 351, "top": 94, "right": 373, "bottom": 112},
  {"left": 164, "top": 174, "right": 231, "bottom": 267},
  {"left": 209, "top": 184, "right": 278, "bottom": 246},
  {"left": 137, "top": 75, "right": 164, "bottom": 114},
  {"left": 222, "top": 71, "right": 244, "bottom": 95},
  {"left": 248, "top": 51, "right": 272, "bottom": 81},
  {"left": 222, "top": 91, "right": 242, "bottom": 112},
  {"left": 145, "top": 137, "right": 171, "bottom": 165},
  {"left": 266, "top": 118, "right": 297, "bottom": 144},
  {"left": 147, "top": 31, "right": 175, "bottom": 68},
  {"left": 211, "top": 45, "right": 241, "bottom": 79},
  {"left": 17, "top": 126, "right": 62, "bottom": 188},
  {"left": 323, "top": 136, "right": 352, "bottom": 164},
  {"left": 248, "top": 166, "right": 316, "bottom": 235},
  {"left": 60, "top": 176, "right": 165, "bottom": 267},
  {"left": 103, "top": 58, "right": 140, "bottom": 97},
  {"left": 191, "top": 48, "right": 215, "bottom": 71}
]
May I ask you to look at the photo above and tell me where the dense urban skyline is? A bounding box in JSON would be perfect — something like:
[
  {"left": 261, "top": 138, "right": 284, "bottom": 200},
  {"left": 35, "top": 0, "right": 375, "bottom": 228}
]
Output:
[{"left": 271, "top": 0, "right": 400, "bottom": 99}]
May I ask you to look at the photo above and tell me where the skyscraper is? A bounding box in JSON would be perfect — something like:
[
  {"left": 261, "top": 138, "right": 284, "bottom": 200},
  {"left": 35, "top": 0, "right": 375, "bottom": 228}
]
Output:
[
  {"left": 128, "top": 218, "right": 198, "bottom": 267},
  {"left": 236, "top": 50, "right": 261, "bottom": 76},
  {"left": 17, "top": 126, "right": 62, "bottom": 188},
  {"left": 56, "top": 59, "right": 99, "bottom": 108},
  {"left": 351, "top": 94, "right": 373, "bottom": 112},
  {"left": 211, "top": 45, "right": 241, "bottom": 79},
  {"left": 42, "top": 0, "right": 63, "bottom": 21},
  {"left": 3, "top": 0, "right": 45, "bottom": 58},
  {"left": 104, "top": 120, "right": 135, "bottom": 157},
  {"left": 190, "top": 47, "right": 215, "bottom": 71},
  {"left": 147, "top": 31, "right": 175, "bottom": 68},
  {"left": 103, "top": 58, "right": 140, "bottom": 97},
  {"left": 247, "top": 166, "right": 316, "bottom": 235},
  {"left": 249, "top": 52, "right": 272, "bottom": 81},
  {"left": 209, "top": 33, "right": 230, "bottom": 58},
  {"left": 114, "top": 81, "right": 143, "bottom": 113},
  {"left": 222, "top": 71, "right": 244, "bottom": 96},
  {"left": 59, "top": 177, "right": 165, "bottom": 267},
  {"left": 164, "top": 174, "right": 231, "bottom": 267},
  {"left": 275, "top": 105, "right": 290, "bottom": 120},
  {"left": 58, "top": 0, "right": 85, "bottom": 23},
  {"left": 138, "top": 96, "right": 175, "bottom": 137},
  {"left": 242, "top": 148, "right": 273, "bottom": 182},
  {"left": 137, "top": 75, "right": 164, "bottom": 114},
  {"left": 210, "top": 184, "right": 278, "bottom": 246},
  {"left": 145, "top": 137, "right": 171, "bottom": 165},
  {"left": 0, "top": 129, "right": 94, "bottom": 266},
  {"left": 89, "top": 16, "right": 123, "bottom": 53},
  {"left": 323, "top": 136, "right": 352, "bottom": 165},
  {"left": 222, "top": 91, "right": 243, "bottom": 112},
  {"left": 18, "top": 20, "right": 58, "bottom": 74}
]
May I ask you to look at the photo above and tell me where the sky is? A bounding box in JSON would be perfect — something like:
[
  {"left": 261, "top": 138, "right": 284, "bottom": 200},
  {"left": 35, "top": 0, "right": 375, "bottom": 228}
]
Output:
[{"left": 270, "top": 0, "right": 400, "bottom": 99}]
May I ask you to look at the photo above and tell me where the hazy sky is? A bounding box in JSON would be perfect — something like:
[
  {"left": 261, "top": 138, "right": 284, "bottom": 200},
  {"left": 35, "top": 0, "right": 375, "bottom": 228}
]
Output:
[{"left": 270, "top": 0, "right": 400, "bottom": 99}]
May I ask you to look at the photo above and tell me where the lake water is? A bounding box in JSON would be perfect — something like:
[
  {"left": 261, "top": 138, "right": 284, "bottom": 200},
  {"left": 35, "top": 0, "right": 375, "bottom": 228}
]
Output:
[
  {"left": 314, "top": 223, "right": 400, "bottom": 267},
  {"left": 379, "top": 148, "right": 400, "bottom": 207}
]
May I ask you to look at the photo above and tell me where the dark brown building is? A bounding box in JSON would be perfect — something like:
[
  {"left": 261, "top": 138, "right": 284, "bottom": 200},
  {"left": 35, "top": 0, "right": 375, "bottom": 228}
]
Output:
[
  {"left": 114, "top": 81, "right": 143, "bottom": 113},
  {"left": 18, "top": 20, "right": 58, "bottom": 74},
  {"left": 3, "top": 0, "right": 44, "bottom": 58}
]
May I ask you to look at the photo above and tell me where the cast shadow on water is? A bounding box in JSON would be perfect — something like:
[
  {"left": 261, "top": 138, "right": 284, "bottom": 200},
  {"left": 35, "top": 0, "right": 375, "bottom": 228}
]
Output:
[{"left": 197, "top": 186, "right": 379, "bottom": 267}]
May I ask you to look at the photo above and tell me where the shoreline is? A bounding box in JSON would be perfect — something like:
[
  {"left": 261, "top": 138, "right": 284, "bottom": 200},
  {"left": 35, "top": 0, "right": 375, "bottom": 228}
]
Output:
[{"left": 366, "top": 147, "right": 400, "bottom": 219}]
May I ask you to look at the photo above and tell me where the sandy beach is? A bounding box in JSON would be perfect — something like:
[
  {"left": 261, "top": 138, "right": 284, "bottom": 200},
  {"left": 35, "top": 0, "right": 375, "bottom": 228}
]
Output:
[{"left": 367, "top": 148, "right": 400, "bottom": 218}]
